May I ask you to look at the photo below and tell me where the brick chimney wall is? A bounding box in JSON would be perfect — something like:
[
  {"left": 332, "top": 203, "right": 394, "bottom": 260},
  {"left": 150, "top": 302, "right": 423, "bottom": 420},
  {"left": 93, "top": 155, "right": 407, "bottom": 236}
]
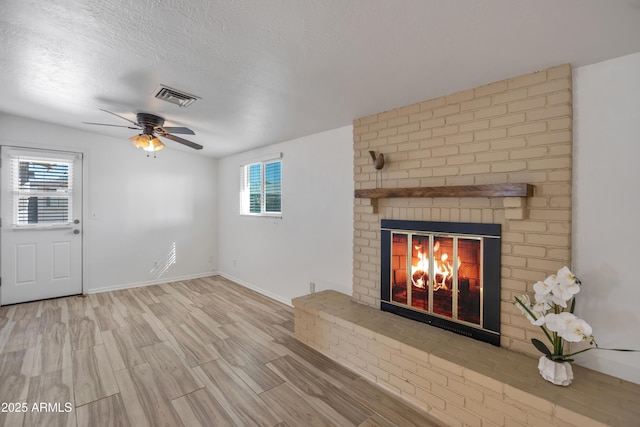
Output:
[{"left": 352, "top": 64, "right": 573, "bottom": 353}]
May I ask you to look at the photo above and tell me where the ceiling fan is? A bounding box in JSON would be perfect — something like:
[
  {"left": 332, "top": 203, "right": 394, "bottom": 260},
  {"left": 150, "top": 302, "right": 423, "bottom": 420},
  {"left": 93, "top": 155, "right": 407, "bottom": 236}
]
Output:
[{"left": 84, "top": 109, "right": 203, "bottom": 151}]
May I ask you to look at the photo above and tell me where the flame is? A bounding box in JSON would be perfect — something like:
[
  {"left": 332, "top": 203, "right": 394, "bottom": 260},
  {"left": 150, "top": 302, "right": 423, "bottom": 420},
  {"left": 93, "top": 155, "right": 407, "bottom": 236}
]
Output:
[
  {"left": 411, "top": 242, "right": 462, "bottom": 291},
  {"left": 434, "top": 253, "right": 452, "bottom": 290},
  {"left": 411, "top": 245, "right": 429, "bottom": 288}
]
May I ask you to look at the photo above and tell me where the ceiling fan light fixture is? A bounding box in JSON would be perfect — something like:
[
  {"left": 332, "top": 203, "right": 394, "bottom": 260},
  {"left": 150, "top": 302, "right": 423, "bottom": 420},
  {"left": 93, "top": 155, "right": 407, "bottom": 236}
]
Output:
[
  {"left": 88, "top": 109, "right": 201, "bottom": 151},
  {"left": 129, "top": 134, "right": 164, "bottom": 152},
  {"left": 130, "top": 134, "right": 149, "bottom": 149},
  {"left": 130, "top": 134, "right": 165, "bottom": 151},
  {"left": 143, "top": 136, "right": 165, "bottom": 152}
]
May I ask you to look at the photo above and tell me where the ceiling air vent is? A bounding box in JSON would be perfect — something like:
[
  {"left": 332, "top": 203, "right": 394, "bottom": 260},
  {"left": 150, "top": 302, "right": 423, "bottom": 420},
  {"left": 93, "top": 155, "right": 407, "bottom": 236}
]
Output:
[{"left": 154, "top": 85, "right": 200, "bottom": 108}]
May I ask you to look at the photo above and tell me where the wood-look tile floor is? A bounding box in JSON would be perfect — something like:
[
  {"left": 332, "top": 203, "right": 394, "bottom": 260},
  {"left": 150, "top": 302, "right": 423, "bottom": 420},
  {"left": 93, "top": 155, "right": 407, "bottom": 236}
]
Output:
[{"left": 0, "top": 276, "right": 443, "bottom": 427}]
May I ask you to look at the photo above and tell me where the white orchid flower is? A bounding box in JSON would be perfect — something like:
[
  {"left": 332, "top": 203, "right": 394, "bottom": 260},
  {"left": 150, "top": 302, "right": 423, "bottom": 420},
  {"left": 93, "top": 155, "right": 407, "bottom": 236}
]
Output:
[
  {"left": 519, "top": 294, "right": 531, "bottom": 306},
  {"left": 532, "top": 294, "right": 551, "bottom": 313},
  {"left": 544, "top": 312, "right": 576, "bottom": 334},
  {"left": 552, "top": 279, "right": 580, "bottom": 302},
  {"left": 557, "top": 266, "right": 577, "bottom": 285},
  {"left": 555, "top": 266, "right": 580, "bottom": 298},
  {"left": 531, "top": 314, "right": 545, "bottom": 326},
  {"left": 514, "top": 295, "right": 545, "bottom": 326},
  {"left": 561, "top": 318, "right": 593, "bottom": 342},
  {"left": 541, "top": 291, "right": 568, "bottom": 308},
  {"left": 515, "top": 294, "right": 531, "bottom": 315},
  {"left": 533, "top": 277, "right": 557, "bottom": 296}
]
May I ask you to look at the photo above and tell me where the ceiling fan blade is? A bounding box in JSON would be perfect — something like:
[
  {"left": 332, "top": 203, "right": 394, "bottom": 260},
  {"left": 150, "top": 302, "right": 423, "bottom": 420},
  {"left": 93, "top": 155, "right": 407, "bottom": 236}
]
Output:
[
  {"left": 160, "top": 133, "right": 203, "bottom": 150},
  {"left": 83, "top": 122, "right": 141, "bottom": 130},
  {"left": 159, "top": 126, "right": 195, "bottom": 135},
  {"left": 99, "top": 109, "right": 140, "bottom": 127}
]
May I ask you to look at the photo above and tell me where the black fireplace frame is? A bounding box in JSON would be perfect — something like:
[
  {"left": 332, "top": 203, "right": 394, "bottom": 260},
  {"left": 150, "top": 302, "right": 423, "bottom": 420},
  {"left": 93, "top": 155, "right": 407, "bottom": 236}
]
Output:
[{"left": 380, "top": 220, "right": 501, "bottom": 346}]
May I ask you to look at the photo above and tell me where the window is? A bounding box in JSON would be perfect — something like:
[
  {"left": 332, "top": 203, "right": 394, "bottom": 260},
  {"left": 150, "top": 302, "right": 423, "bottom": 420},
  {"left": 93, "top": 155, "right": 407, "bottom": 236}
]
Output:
[
  {"left": 240, "top": 156, "right": 282, "bottom": 215},
  {"left": 11, "top": 154, "right": 74, "bottom": 226}
]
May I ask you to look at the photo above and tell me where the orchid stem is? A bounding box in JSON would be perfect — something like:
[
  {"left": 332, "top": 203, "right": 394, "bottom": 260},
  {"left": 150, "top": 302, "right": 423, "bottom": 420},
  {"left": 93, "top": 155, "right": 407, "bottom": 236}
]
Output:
[{"left": 514, "top": 296, "right": 554, "bottom": 345}]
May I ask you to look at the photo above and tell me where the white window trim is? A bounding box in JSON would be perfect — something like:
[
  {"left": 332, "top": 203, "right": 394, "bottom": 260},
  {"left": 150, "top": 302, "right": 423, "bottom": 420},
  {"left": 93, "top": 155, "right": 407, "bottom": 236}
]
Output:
[{"left": 240, "top": 153, "right": 283, "bottom": 217}]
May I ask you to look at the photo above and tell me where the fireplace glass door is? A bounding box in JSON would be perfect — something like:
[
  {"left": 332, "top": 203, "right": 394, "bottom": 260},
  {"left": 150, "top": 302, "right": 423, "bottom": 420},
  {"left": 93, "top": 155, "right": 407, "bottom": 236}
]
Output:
[
  {"left": 390, "top": 232, "right": 482, "bottom": 327},
  {"left": 381, "top": 220, "right": 500, "bottom": 345}
]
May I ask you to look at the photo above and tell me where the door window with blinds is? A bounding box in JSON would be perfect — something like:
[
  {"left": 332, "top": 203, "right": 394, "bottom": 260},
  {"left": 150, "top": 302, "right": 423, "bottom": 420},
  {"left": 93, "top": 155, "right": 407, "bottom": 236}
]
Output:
[
  {"left": 240, "top": 155, "right": 282, "bottom": 216},
  {"left": 10, "top": 153, "right": 75, "bottom": 226}
]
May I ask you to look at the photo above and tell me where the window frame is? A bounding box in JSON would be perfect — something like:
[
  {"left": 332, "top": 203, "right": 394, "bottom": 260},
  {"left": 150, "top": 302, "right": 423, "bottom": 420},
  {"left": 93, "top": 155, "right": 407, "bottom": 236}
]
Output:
[{"left": 240, "top": 155, "right": 282, "bottom": 217}]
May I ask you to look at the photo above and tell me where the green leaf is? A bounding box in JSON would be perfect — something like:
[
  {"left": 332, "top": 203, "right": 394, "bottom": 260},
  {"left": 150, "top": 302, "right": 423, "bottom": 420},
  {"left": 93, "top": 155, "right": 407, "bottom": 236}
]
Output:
[
  {"left": 549, "top": 354, "right": 568, "bottom": 362},
  {"left": 531, "top": 338, "right": 552, "bottom": 357}
]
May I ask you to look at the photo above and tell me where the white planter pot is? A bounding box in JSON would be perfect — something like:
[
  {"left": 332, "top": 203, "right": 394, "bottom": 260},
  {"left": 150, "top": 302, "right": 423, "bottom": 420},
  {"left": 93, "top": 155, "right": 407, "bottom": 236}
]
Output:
[{"left": 538, "top": 355, "right": 573, "bottom": 386}]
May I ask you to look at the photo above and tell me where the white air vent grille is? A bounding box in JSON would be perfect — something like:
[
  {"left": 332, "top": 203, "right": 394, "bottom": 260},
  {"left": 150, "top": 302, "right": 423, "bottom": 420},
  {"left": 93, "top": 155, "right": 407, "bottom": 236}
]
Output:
[{"left": 154, "top": 86, "right": 200, "bottom": 108}]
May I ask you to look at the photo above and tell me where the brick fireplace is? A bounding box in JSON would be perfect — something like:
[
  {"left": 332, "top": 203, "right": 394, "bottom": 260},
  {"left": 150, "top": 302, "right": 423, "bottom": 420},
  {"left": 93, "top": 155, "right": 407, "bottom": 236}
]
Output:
[{"left": 353, "top": 64, "right": 573, "bottom": 355}]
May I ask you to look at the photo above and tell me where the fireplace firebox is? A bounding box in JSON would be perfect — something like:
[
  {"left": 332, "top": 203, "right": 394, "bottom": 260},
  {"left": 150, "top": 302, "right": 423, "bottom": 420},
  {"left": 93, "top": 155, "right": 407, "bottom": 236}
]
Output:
[{"left": 381, "top": 220, "right": 501, "bottom": 346}]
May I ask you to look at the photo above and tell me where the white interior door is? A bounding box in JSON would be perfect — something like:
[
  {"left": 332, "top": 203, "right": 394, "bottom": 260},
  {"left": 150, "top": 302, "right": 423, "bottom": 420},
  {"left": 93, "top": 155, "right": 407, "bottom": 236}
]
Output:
[{"left": 1, "top": 147, "right": 83, "bottom": 305}]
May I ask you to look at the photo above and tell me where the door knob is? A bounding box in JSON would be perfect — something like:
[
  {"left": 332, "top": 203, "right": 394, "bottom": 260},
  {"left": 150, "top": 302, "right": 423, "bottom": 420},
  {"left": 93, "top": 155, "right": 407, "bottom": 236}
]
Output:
[
  {"left": 73, "top": 229, "right": 80, "bottom": 234},
  {"left": 74, "top": 219, "right": 80, "bottom": 224}
]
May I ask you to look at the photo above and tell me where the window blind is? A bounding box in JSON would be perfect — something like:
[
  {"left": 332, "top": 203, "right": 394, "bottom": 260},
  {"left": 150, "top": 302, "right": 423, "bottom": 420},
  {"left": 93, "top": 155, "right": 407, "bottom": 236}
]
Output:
[
  {"left": 264, "top": 161, "right": 281, "bottom": 213},
  {"left": 11, "top": 155, "right": 73, "bottom": 225}
]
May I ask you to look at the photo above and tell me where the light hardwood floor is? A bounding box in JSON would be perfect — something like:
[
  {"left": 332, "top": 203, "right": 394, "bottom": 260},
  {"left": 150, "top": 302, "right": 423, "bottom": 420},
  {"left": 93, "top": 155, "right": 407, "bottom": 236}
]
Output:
[{"left": 0, "top": 276, "right": 443, "bottom": 427}]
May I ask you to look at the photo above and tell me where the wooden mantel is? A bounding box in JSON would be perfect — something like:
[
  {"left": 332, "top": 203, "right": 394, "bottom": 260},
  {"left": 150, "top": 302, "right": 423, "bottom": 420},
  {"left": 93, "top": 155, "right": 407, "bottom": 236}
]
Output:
[{"left": 354, "top": 183, "right": 533, "bottom": 199}]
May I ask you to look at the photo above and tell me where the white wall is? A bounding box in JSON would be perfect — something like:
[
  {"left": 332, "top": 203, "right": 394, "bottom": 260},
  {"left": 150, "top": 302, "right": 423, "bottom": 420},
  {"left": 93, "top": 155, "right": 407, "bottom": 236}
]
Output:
[
  {"left": 0, "top": 113, "right": 218, "bottom": 294},
  {"left": 574, "top": 51, "right": 640, "bottom": 384},
  {"left": 217, "top": 126, "right": 353, "bottom": 304}
]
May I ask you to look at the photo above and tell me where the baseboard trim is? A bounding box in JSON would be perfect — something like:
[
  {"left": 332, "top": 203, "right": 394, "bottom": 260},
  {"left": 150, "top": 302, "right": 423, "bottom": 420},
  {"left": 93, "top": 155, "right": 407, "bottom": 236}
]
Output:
[
  {"left": 217, "top": 272, "right": 293, "bottom": 307},
  {"left": 85, "top": 270, "right": 293, "bottom": 308},
  {"left": 85, "top": 271, "right": 219, "bottom": 295}
]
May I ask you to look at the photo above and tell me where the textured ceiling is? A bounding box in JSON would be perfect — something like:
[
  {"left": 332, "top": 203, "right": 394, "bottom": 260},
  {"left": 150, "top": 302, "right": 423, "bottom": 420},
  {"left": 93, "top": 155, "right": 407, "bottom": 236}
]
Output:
[{"left": 1, "top": 0, "right": 640, "bottom": 157}]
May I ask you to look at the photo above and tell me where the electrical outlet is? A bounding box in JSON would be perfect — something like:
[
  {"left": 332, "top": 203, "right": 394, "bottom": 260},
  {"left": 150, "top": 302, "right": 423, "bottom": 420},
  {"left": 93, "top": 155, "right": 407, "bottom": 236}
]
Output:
[{"left": 309, "top": 281, "right": 316, "bottom": 293}]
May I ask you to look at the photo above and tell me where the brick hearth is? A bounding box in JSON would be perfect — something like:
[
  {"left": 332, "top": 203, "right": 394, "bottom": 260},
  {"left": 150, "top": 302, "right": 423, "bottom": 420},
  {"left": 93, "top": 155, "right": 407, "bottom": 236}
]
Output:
[{"left": 294, "top": 291, "right": 640, "bottom": 427}]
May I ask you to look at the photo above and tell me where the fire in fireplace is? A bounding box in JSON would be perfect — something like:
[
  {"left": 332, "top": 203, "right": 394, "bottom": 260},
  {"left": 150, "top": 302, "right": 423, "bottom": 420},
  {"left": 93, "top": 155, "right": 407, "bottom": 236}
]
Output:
[{"left": 381, "top": 220, "right": 501, "bottom": 346}]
